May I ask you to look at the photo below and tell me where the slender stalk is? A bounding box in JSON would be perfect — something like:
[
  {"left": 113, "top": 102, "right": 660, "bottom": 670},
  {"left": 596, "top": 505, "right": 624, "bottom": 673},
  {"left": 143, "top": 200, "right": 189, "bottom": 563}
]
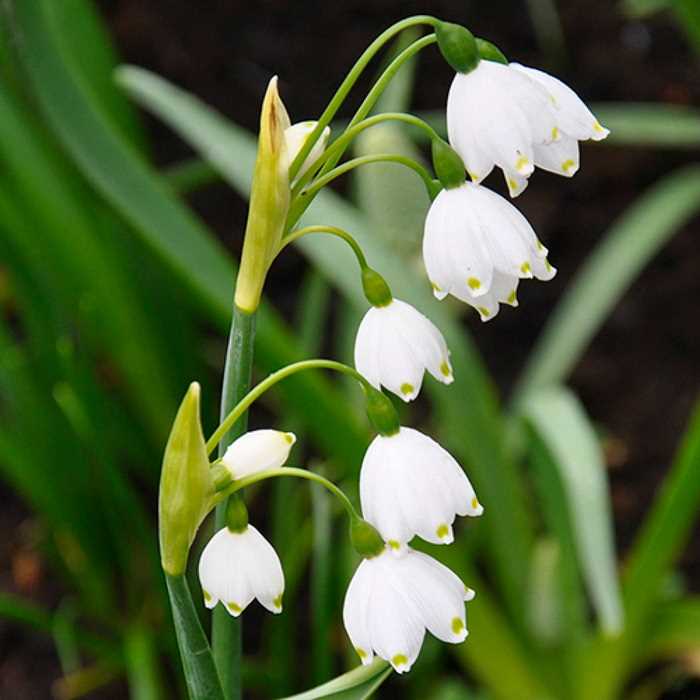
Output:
[
  {"left": 212, "top": 305, "right": 256, "bottom": 700},
  {"left": 278, "top": 225, "right": 368, "bottom": 269},
  {"left": 288, "top": 154, "right": 436, "bottom": 227},
  {"left": 290, "top": 111, "right": 440, "bottom": 199},
  {"left": 165, "top": 573, "right": 225, "bottom": 700},
  {"left": 206, "top": 359, "right": 369, "bottom": 456},
  {"left": 321, "top": 35, "right": 438, "bottom": 177},
  {"left": 219, "top": 466, "right": 360, "bottom": 521},
  {"left": 288, "top": 16, "right": 438, "bottom": 180}
]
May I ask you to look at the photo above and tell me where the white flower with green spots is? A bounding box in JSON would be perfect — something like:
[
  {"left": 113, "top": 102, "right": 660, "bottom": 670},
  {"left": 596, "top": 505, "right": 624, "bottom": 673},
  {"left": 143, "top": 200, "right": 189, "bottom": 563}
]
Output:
[
  {"left": 343, "top": 546, "right": 475, "bottom": 673},
  {"left": 446, "top": 59, "right": 609, "bottom": 197},
  {"left": 354, "top": 298, "right": 453, "bottom": 402},
  {"left": 360, "top": 427, "right": 482, "bottom": 552},
  {"left": 220, "top": 429, "right": 296, "bottom": 480},
  {"left": 423, "top": 181, "right": 556, "bottom": 321},
  {"left": 198, "top": 525, "right": 284, "bottom": 617}
]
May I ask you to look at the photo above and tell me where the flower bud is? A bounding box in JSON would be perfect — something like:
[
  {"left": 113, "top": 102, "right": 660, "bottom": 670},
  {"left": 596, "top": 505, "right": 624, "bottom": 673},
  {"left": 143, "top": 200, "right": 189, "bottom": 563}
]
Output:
[
  {"left": 364, "top": 386, "right": 400, "bottom": 437},
  {"left": 432, "top": 139, "right": 465, "bottom": 190},
  {"left": 285, "top": 121, "right": 331, "bottom": 183},
  {"left": 159, "top": 383, "right": 213, "bottom": 576},
  {"left": 361, "top": 268, "right": 392, "bottom": 308},
  {"left": 221, "top": 429, "right": 296, "bottom": 480},
  {"left": 235, "top": 76, "right": 292, "bottom": 313},
  {"left": 436, "top": 22, "right": 479, "bottom": 74},
  {"left": 350, "top": 518, "right": 385, "bottom": 559}
]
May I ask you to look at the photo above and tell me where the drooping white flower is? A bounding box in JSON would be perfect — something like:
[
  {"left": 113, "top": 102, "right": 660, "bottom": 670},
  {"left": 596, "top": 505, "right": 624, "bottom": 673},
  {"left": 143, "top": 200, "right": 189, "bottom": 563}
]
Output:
[
  {"left": 360, "top": 427, "right": 482, "bottom": 552},
  {"left": 343, "top": 546, "right": 475, "bottom": 672},
  {"left": 221, "top": 429, "right": 296, "bottom": 480},
  {"left": 354, "top": 298, "right": 453, "bottom": 402},
  {"left": 423, "top": 181, "right": 556, "bottom": 321},
  {"left": 284, "top": 121, "right": 331, "bottom": 183},
  {"left": 446, "top": 59, "right": 609, "bottom": 197},
  {"left": 199, "top": 524, "right": 284, "bottom": 616}
]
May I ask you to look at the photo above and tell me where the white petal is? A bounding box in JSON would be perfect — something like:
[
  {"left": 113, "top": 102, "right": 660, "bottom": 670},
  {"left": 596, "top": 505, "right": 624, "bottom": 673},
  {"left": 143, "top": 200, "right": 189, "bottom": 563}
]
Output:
[
  {"left": 397, "top": 551, "right": 469, "bottom": 643},
  {"left": 221, "top": 429, "right": 296, "bottom": 480},
  {"left": 367, "top": 555, "right": 426, "bottom": 672},
  {"left": 360, "top": 435, "right": 413, "bottom": 548},
  {"left": 285, "top": 121, "right": 331, "bottom": 181},
  {"left": 534, "top": 136, "right": 580, "bottom": 177},
  {"left": 510, "top": 63, "right": 609, "bottom": 141},
  {"left": 353, "top": 308, "right": 383, "bottom": 389},
  {"left": 242, "top": 525, "right": 285, "bottom": 614},
  {"left": 343, "top": 559, "right": 376, "bottom": 664}
]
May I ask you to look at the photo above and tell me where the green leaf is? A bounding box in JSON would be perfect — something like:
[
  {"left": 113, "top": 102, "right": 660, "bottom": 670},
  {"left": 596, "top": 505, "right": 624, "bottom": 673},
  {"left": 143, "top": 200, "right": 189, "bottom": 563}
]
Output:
[
  {"left": 165, "top": 573, "right": 224, "bottom": 700},
  {"left": 513, "top": 166, "right": 700, "bottom": 403},
  {"left": 279, "top": 659, "right": 391, "bottom": 700},
  {"left": 593, "top": 103, "right": 700, "bottom": 147},
  {"left": 623, "top": 397, "right": 700, "bottom": 623},
  {"left": 10, "top": 0, "right": 368, "bottom": 473},
  {"left": 644, "top": 597, "right": 700, "bottom": 662},
  {"left": 523, "top": 386, "right": 623, "bottom": 635}
]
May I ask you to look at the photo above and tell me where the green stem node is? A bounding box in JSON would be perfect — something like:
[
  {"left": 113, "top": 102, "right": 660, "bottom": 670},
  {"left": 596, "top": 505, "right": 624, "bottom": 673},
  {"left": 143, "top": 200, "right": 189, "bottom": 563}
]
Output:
[
  {"left": 436, "top": 21, "right": 480, "bottom": 74},
  {"left": 350, "top": 518, "right": 385, "bottom": 558},
  {"left": 225, "top": 495, "right": 249, "bottom": 533},
  {"left": 362, "top": 268, "right": 393, "bottom": 307},
  {"left": 364, "top": 386, "right": 400, "bottom": 437}
]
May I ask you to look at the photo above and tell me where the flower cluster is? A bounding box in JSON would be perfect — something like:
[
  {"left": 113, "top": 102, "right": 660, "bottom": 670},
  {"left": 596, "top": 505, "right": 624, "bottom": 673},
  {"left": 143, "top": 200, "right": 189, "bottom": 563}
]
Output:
[{"left": 163, "top": 15, "right": 609, "bottom": 685}]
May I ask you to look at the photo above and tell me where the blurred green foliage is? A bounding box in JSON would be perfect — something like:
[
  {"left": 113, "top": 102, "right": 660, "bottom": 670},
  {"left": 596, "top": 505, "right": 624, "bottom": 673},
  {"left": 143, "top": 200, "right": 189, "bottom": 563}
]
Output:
[{"left": 0, "top": 1, "right": 699, "bottom": 699}]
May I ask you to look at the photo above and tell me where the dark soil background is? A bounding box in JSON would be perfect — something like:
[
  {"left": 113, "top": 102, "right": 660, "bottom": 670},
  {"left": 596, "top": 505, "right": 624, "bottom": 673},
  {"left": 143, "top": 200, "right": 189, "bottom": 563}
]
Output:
[{"left": 2, "top": 0, "right": 700, "bottom": 697}]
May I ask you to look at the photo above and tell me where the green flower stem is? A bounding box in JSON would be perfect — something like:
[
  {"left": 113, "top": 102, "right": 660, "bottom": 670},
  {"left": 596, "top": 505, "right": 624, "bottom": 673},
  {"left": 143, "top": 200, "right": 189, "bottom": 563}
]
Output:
[
  {"left": 217, "top": 467, "right": 360, "bottom": 522},
  {"left": 278, "top": 225, "right": 369, "bottom": 270},
  {"left": 288, "top": 15, "right": 439, "bottom": 181},
  {"left": 212, "top": 305, "right": 256, "bottom": 700},
  {"left": 322, "top": 34, "right": 438, "bottom": 175},
  {"left": 290, "top": 111, "right": 440, "bottom": 199},
  {"left": 165, "top": 573, "right": 225, "bottom": 700},
  {"left": 206, "top": 359, "right": 369, "bottom": 456},
  {"left": 288, "top": 153, "right": 436, "bottom": 227}
]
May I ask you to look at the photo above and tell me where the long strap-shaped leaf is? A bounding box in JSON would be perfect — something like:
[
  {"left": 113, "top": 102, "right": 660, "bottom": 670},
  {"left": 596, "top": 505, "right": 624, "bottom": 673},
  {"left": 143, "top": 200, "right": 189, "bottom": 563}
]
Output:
[
  {"left": 523, "top": 386, "right": 623, "bottom": 635},
  {"left": 165, "top": 574, "right": 224, "bottom": 700},
  {"left": 513, "top": 165, "right": 700, "bottom": 405},
  {"left": 280, "top": 659, "right": 391, "bottom": 700}
]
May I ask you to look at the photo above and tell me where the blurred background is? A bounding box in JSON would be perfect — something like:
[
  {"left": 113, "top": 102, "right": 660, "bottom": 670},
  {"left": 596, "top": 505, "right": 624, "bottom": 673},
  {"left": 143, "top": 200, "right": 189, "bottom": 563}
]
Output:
[{"left": 1, "top": 1, "right": 699, "bottom": 698}]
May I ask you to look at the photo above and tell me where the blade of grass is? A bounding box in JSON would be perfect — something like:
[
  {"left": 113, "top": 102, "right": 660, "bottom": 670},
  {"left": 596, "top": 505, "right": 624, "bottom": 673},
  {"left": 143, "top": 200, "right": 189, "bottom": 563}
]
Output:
[
  {"left": 9, "top": 0, "right": 368, "bottom": 472},
  {"left": 523, "top": 386, "right": 623, "bottom": 635},
  {"left": 513, "top": 166, "right": 700, "bottom": 404}
]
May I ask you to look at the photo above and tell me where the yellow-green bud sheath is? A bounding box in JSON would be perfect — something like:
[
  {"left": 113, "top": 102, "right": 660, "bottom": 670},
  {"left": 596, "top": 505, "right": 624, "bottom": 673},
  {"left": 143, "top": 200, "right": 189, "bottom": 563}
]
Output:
[
  {"left": 159, "top": 383, "right": 213, "bottom": 576},
  {"left": 436, "top": 21, "right": 479, "bottom": 74},
  {"left": 234, "top": 76, "right": 291, "bottom": 313}
]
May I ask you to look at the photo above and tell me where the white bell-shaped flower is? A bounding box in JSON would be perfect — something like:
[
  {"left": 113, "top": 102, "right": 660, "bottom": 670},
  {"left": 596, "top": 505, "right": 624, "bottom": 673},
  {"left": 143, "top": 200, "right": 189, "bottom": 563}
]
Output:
[
  {"left": 221, "top": 429, "right": 296, "bottom": 480},
  {"left": 354, "top": 298, "right": 453, "bottom": 402},
  {"left": 423, "top": 181, "right": 556, "bottom": 321},
  {"left": 446, "top": 59, "right": 609, "bottom": 197},
  {"left": 285, "top": 121, "right": 331, "bottom": 183},
  {"left": 198, "top": 524, "right": 284, "bottom": 616},
  {"left": 343, "top": 546, "right": 475, "bottom": 672},
  {"left": 360, "top": 427, "right": 482, "bottom": 552}
]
